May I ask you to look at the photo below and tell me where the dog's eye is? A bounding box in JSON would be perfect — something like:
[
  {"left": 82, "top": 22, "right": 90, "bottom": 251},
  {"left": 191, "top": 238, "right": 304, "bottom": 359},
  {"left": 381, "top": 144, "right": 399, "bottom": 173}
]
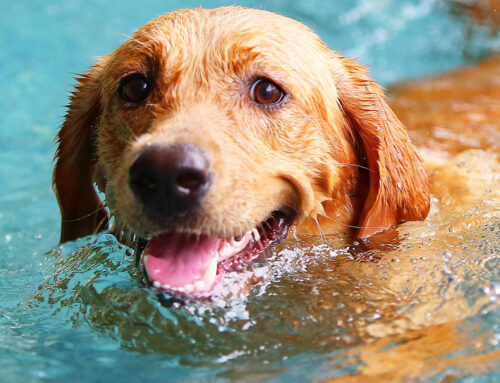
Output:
[
  {"left": 251, "top": 78, "right": 285, "bottom": 105},
  {"left": 119, "top": 74, "right": 151, "bottom": 103}
]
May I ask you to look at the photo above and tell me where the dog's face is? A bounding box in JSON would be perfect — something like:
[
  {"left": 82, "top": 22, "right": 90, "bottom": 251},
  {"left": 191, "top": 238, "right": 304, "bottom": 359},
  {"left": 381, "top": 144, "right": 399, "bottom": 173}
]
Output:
[
  {"left": 53, "top": 7, "right": 429, "bottom": 297},
  {"left": 99, "top": 8, "right": 347, "bottom": 237}
]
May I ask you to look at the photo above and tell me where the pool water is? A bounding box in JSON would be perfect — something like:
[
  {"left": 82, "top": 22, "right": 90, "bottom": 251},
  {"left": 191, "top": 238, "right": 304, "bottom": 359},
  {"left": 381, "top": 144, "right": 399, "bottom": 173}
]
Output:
[{"left": 1, "top": 0, "right": 499, "bottom": 382}]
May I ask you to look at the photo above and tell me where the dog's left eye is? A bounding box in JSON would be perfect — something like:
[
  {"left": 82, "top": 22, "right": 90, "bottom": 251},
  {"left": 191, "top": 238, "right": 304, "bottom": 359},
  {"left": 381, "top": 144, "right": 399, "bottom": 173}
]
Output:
[
  {"left": 251, "top": 78, "right": 285, "bottom": 106},
  {"left": 118, "top": 74, "right": 151, "bottom": 103}
]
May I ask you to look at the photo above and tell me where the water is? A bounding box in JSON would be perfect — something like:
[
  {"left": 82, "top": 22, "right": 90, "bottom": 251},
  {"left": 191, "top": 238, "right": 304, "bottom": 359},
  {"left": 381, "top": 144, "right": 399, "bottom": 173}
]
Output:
[{"left": 1, "top": 0, "right": 499, "bottom": 382}]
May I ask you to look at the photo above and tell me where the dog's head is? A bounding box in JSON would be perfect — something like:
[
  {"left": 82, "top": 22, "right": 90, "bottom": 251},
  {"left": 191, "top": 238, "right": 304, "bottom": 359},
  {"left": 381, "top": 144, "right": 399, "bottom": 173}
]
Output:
[{"left": 53, "top": 7, "right": 429, "bottom": 297}]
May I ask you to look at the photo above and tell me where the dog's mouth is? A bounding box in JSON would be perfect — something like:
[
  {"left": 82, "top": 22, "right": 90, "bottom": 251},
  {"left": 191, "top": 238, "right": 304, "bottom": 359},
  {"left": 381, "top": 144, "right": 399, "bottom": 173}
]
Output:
[{"left": 139, "top": 209, "right": 295, "bottom": 298}]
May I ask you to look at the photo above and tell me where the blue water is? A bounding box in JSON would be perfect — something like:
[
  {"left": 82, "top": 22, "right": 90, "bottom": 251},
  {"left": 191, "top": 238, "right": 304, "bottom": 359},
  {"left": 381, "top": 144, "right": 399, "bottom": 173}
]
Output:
[{"left": 1, "top": 0, "right": 500, "bottom": 382}]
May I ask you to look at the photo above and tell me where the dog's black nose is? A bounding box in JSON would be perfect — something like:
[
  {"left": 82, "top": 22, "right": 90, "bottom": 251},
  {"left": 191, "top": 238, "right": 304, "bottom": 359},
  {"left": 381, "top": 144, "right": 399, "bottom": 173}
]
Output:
[{"left": 129, "top": 144, "right": 212, "bottom": 218}]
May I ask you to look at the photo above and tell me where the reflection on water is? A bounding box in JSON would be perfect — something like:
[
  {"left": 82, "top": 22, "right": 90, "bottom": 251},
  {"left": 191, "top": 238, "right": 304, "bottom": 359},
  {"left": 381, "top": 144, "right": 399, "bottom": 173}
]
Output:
[{"left": 25, "top": 150, "right": 500, "bottom": 381}]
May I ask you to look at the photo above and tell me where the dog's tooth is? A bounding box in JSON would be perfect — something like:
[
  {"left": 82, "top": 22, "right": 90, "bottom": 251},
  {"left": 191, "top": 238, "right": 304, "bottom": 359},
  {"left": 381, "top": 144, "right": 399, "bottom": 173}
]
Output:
[
  {"left": 202, "top": 257, "right": 218, "bottom": 286},
  {"left": 219, "top": 241, "right": 232, "bottom": 257},
  {"left": 162, "top": 283, "right": 171, "bottom": 290},
  {"left": 184, "top": 284, "right": 194, "bottom": 293},
  {"left": 251, "top": 228, "right": 260, "bottom": 242},
  {"left": 153, "top": 281, "right": 161, "bottom": 288},
  {"left": 226, "top": 232, "right": 252, "bottom": 254},
  {"left": 194, "top": 280, "right": 205, "bottom": 290}
]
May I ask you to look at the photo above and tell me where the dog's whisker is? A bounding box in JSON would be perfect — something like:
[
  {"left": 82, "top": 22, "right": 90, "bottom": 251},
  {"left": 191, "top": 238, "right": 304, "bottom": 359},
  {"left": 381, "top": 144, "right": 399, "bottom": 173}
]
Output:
[
  {"left": 336, "top": 162, "right": 373, "bottom": 173},
  {"left": 93, "top": 213, "right": 110, "bottom": 235},
  {"left": 321, "top": 212, "right": 389, "bottom": 230},
  {"left": 117, "top": 120, "right": 139, "bottom": 141},
  {"left": 117, "top": 32, "right": 152, "bottom": 51},
  {"left": 313, "top": 216, "right": 327, "bottom": 244},
  {"left": 262, "top": 220, "right": 273, "bottom": 235},
  {"left": 61, "top": 206, "right": 107, "bottom": 223},
  {"left": 258, "top": 223, "right": 270, "bottom": 245}
]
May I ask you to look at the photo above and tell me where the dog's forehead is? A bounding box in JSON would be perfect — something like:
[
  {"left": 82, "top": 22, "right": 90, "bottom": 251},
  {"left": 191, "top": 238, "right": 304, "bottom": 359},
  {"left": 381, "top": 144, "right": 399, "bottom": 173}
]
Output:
[
  {"left": 143, "top": 7, "right": 320, "bottom": 47},
  {"left": 126, "top": 7, "right": 330, "bottom": 75}
]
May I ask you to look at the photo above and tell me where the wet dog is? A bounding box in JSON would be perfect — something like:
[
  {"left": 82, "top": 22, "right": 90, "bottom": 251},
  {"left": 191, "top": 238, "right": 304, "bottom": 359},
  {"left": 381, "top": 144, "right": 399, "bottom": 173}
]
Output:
[{"left": 53, "top": 7, "right": 429, "bottom": 298}]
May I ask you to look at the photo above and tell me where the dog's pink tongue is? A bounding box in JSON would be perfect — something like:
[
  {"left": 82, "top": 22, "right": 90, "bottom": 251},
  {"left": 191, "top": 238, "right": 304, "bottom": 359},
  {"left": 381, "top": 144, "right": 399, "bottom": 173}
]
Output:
[{"left": 144, "top": 233, "right": 221, "bottom": 290}]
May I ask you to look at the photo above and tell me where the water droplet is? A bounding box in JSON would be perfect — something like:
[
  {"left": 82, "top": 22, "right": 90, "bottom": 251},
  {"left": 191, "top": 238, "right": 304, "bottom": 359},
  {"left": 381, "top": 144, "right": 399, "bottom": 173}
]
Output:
[
  {"left": 441, "top": 251, "right": 452, "bottom": 260},
  {"left": 484, "top": 284, "right": 500, "bottom": 302}
]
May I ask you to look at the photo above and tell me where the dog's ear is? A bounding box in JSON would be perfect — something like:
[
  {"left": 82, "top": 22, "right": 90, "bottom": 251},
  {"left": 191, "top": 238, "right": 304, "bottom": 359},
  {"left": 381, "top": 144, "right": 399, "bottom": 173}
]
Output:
[
  {"left": 53, "top": 64, "right": 109, "bottom": 243},
  {"left": 333, "top": 56, "right": 430, "bottom": 237}
]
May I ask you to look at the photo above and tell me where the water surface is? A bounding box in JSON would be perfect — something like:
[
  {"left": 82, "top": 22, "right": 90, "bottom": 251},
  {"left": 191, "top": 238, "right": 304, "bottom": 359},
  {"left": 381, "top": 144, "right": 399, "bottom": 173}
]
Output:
[{"left": 1, "top": 1, "right": 499, "bottom": 382}]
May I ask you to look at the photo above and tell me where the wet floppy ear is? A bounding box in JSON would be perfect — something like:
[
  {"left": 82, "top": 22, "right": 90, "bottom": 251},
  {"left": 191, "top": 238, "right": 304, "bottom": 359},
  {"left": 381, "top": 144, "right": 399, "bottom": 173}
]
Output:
[
  {"left": 332, "top": 56, "right": 430, "bottom": 237},
  {"left": 53, "top": 64, "right": 109, "bottom": 243}
]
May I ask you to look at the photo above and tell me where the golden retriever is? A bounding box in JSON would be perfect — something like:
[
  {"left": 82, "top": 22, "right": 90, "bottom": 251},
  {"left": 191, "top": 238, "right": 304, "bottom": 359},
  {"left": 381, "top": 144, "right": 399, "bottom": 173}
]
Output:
[{"left": 53, "top": 6, "right": 430, "bottom": 297}]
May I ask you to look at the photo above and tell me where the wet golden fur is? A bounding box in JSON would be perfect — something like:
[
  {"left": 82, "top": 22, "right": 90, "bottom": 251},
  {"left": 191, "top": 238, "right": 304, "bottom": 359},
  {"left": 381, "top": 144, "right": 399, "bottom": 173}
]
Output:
[{"left": 53, "top": 6, "right": 429, "bottom": 244}]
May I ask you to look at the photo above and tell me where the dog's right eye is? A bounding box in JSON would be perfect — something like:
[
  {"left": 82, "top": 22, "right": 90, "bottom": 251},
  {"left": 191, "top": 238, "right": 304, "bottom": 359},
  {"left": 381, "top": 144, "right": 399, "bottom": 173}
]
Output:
[
  {"left": 119, "top": 74, "right": 151, "bottom": 103},
  {"left": 251, "top": 78, "right": 285, "bottom": 106}
]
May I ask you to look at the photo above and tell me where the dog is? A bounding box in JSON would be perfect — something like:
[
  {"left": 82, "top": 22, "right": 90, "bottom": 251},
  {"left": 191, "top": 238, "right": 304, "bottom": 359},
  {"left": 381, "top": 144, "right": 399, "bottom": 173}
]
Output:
[{"left": 53, "top": 6, "right": 430, "bottom": 298}]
